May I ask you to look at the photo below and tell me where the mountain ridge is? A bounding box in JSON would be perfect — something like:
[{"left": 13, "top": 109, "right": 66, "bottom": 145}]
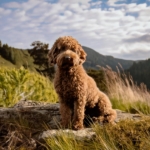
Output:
[
  {"left": 0, "top": 44, "right": 135, "bottom": 71},
  {"left": 82, "top": 46, "right": 134, "bottom": 71}
]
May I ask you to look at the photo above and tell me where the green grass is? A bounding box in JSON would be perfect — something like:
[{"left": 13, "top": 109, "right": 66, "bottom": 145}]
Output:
[
  {"left": 1, "top": 117, "right": 150, "bottom": 150},
  {"left": 0, "top": 67, "right": 58, "bottom": 107},
  {"left": 92, "top": 118, "right": 150, "bottom": 150},
  {"left": 111, "top": 98, "right": 150, "bottom": 114},
  {"left": 0, "top": 55, "right": 16, "bottom": 68},
  {"left": 46, "top": 133, "right": 83, "bottom": 150},
  {"left": 44, "top": 118, "right": 150, "bottom": 150}
]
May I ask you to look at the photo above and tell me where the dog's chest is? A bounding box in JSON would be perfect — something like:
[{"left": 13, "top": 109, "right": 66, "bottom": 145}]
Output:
[{"left": 54, "top": 72, "right": 85, "bottom": 102}]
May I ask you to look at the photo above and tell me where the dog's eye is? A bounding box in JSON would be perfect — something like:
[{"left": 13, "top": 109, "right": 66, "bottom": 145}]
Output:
[
  {"left": 75, "top": 50, "right": 79, "bottom": 54},
  {"left": 72, "top": 49, "right": 77, "bottom": 53},
  {"left": 59, "top": 49, "right": 64, "bottom": 53}
]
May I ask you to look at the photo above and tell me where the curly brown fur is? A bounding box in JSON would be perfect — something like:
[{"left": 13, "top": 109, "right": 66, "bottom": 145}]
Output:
[{"left": 48, "top": 36, "right": 117, "bottom": 130}]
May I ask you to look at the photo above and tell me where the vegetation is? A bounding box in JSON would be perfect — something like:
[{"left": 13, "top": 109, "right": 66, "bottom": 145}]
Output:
[
  {"left": 0, "top": 66, "right": 150, "bottom": 149},
  {"left": 0, "top": 41, "right": 55, "bottom": 79},
  {"left": 87, "top": 69, "right": 107, "bottom": 92},
  {"left": 45, "top": 118, "right": 150, "bottom": 150},
  {"left": 103, "top": 67, "right": 150, "bottom": 114},
  {"left": 31, "top": 41, "right": 49, "bottom": 51},
  {"left": 0, "top": 43, "right": 36, "bottom": 70},
  {"left": 1, "top": 118, "right": 150, "bottom": 149},
  {"left": 126, "top": 59, "right": 150, "bottom": 89},
  {"left": 0, "top": 67, "right": 57, "bottom": 107},
  {"left": 87, "top": 67, "right": 150, "bottom": 115},
  {"left": 30, "top": 41, "right": 55, "bottom": 78}
]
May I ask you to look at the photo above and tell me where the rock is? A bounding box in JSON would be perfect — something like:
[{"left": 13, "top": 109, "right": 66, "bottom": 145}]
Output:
[
  {"left": 0, "top": 100, "right": 142, "bottom": 127},
  {"left": 0, "top": 99, "right": 61, "bottom": 129},
  {"left": 39, "top": 128, "right": 96, "bottom": 141},
  {"left": 115, "top": 109, "right": 142, "bottom": 122},
  {"left": 0, "top": 99, "right": 145, "bottom": 141}
]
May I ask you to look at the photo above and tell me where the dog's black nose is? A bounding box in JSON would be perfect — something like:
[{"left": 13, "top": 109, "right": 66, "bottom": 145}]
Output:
[{"left": 65, "top": 56, "right": 71, "bottom": 59}]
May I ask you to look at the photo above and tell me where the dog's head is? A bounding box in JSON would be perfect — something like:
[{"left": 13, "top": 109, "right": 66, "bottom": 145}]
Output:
[{"left": 48, "top": 36, "right": 87, "bottom": 68}]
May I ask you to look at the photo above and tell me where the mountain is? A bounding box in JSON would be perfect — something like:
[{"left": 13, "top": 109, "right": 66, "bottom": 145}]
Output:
[
  {"left": 0, "top": 43, "right": 134, "bottom": 72},
  {"left": 82, "top": 46, "right": 134, "bottom": 71},
  {"left": 126, "top": 59, "right": 150, "bottom": 89}
]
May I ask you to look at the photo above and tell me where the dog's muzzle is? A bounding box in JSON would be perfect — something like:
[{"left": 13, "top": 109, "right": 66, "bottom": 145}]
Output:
[
  {"left": 65, "top": 55, "right": 71, "bottom": 60},
  {"left": 64, "top": 55, "right": 73, "bottom": 62},
  {"left": 61, "top": 55, "right": 74, "bottom": 67}
]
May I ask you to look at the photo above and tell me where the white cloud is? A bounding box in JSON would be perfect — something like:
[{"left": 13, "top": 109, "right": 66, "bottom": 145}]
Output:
[
  {"left": 4, "top": 2, "right": 21, "bottom": 8},
  {"left": 59, "top": 0, "right": 90, "bottom": 4},
  {"left": 107, "top": 0, "right": 127, "bottom": 7},
  {"left": 107, "top": 0, "right": 118, "bottom": 5},
  {"left": 0, "top": 0, "right": 150, "bottom": 60}
]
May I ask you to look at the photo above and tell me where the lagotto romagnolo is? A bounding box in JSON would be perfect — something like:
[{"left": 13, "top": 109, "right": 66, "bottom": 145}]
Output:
[{"left": 48, "top": 36, "right": 117, "bottom": 130}]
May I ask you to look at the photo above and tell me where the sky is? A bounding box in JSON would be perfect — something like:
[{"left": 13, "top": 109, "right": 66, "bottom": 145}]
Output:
[{"left": 0, "top": 0, "right": 150, "bottom": 60}]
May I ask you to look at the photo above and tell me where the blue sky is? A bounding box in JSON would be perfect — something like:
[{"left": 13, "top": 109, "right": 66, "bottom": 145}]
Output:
[{"left": 0, "top": 0, "right": 150, "bottom": 60}]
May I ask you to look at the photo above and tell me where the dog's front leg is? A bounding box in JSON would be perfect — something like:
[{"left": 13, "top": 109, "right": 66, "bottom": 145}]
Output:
[
  {"left": 72, "top": 99, "right": 86, "bottom": 130},
  {"left": 60, "top": 103, "right": 72, "bottom": 128}
]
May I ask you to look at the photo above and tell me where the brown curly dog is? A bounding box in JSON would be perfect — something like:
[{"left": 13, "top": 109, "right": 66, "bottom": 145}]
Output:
[{"left": 48, "top": 36, "right": 117, "bottom": 130}]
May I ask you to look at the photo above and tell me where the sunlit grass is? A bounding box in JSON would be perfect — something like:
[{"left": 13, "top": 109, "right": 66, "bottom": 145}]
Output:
[
  {"left": 44, "top": 118, "right": 150, "bottom": 150},
  {"left": 1, "top": 117, "right": 150, "bottom": 150},
  {"left": 111, "top": 98, "right": 150, "bottom": 114},
  {"left": 0, "top": 67, "right": 58, "bottom": 107},
  {"left": 92, "top": 118, "right": 150, "bottom": 150}
]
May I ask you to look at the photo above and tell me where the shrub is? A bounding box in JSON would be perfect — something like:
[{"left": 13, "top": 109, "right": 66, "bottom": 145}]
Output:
[{"left": 0, "top": 67, "right": 58, "bottom": 107}]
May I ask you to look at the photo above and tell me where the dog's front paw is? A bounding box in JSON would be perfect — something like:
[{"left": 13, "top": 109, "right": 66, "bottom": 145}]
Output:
[
  {"left": 92, "top": 116, "right": 104, "bottom": 122},
  {"left": 61, "top": 121, "right": 70, "bottom": 129},
  {"left": 73, "top": 122, "right": 84, "bottom": 130}
]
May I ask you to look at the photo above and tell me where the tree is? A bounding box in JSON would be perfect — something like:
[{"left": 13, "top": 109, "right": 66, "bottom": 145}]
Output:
[
  {"left": 30, "top": 41, "right": 49, "bottom": 68},
  {"left": 30, "top": 41, "right": 54, "bottom": 79},
  {"left": 31, "top": 41, "right": 49, "bottom": 51},
  {"left": 87, "top": 69, "right": 107, "bottom": 92},
  {"left": 2, "top": 44, "right": 9, "bottom": 49},
  {"left": 0, "top": 40, "right": 2, "bottom": 47}
]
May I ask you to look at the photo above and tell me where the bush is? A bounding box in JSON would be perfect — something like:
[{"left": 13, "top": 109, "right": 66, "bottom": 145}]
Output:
[
  {"left": 87, "top": 69, "right": 107, "bottom": 93},
  {"left": 0, "top": 67, "right": 58, "bottom": 107}
]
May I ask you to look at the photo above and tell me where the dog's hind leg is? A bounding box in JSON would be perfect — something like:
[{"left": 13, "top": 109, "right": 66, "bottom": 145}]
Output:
[{"left": 95, "top": 92, "right": 117, "bottom": 124}]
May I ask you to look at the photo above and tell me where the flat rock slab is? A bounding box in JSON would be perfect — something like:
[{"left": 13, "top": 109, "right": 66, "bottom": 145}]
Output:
[
  {"left": 115, "top": 109, "right": 142, "bottom": 122},
  {"left": 39, "top": 128, "right": 96, "bottom": 141},
  {"left": 0, "top": 100, "right": 148, "bottom": 141},
  {"left": 0, "top": 99, "right": 143, "bottom": 129}
]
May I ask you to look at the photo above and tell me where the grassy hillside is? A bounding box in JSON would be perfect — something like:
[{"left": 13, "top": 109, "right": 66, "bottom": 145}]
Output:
[
  {"left": 83, "top": 46, "right": 134, "bottom": 71},
  {"left": 0, "top": 46, "right": 37, "bottom": 71},
  {"left": 0, "top": 55, "right": 15, "bottom": 68}
]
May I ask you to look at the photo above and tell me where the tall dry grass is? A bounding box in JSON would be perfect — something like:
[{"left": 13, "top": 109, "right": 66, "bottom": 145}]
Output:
[{"left": 102, "top": 66, "right": 150, "bottom": 114}]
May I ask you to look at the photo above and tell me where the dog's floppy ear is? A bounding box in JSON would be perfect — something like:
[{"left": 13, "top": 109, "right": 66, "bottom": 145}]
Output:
[
  {"left": 48, "top": 43, "right": 59, "bottom": 65},
  {"left": 79, "top": 47, "right": 87, "bottom": 64}
]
